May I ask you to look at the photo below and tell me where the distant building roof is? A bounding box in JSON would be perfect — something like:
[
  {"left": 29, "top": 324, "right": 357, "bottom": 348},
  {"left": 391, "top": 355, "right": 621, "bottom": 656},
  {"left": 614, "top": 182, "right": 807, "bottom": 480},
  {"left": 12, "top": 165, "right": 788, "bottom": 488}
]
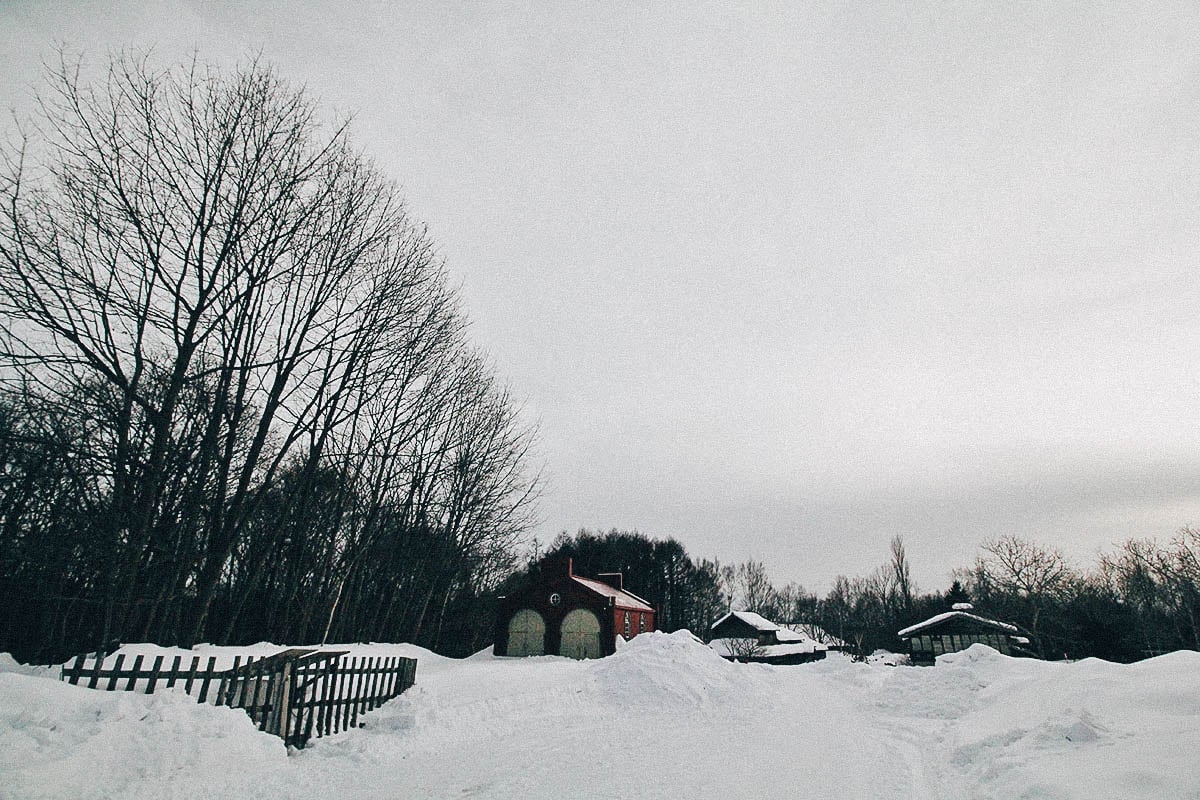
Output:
[
  {"left": 773, "top": 627, "right": 808, "bottom": 643},
  {"left": 571, "top": 575, "right": 654, "bottom": 611},
  {"left": 782, "top": 623, "right": 851, "bottom": 650},
  {"left": 898, "top": 610, "right": 1020, "bottom": 638},
  {"left": 711, "top": 610, "right": 779, "bottom": 633},
  {"left": 710, "top": 638, "right": 825, "bottom": 658}
]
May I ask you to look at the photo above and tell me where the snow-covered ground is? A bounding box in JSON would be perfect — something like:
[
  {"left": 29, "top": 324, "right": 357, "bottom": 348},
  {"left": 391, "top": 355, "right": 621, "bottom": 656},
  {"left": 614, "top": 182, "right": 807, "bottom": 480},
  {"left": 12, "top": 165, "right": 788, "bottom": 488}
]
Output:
[{"left": 2, "top": 632, "right": 1198, "bottom": 799}]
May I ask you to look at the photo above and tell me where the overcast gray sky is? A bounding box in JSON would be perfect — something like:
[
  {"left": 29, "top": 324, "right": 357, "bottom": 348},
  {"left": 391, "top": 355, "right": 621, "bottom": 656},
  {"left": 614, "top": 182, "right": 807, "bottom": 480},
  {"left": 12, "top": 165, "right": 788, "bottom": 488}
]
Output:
[{"left": 3, "top": 2, "right": 1199, "bottom": 592}]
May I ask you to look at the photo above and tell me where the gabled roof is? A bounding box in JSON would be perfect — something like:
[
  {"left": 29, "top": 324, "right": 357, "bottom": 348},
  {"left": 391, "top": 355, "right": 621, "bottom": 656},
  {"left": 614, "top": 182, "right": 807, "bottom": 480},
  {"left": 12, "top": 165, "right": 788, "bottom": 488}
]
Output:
[
  {"left": 571, "top": 575, "right": 654, "bottom": 611},
  {"left": 711, "top": 610, "right": 779, "bottom": 632},
  {"left": 897, "top": 610, "right": 1020, "bottom": 638}
]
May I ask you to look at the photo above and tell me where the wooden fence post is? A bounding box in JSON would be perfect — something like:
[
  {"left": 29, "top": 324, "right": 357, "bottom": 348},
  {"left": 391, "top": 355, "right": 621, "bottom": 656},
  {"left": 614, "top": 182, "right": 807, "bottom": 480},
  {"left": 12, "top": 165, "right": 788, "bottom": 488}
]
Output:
[
  {"left": 86, "top": 651, "right": 105, "bottom": 689},
  {"left": 275, "top": 660, "right": 293, "bottom": 741},
  {"left": 106, "top": 655, "right": 125, "bottom": 691}
]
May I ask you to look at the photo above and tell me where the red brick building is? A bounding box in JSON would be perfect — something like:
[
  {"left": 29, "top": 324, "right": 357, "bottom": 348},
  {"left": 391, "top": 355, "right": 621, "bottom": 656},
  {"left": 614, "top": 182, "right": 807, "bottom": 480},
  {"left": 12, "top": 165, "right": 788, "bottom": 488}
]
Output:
[{"left": 494, "top": 558, "right": 656, "bottom": 658}]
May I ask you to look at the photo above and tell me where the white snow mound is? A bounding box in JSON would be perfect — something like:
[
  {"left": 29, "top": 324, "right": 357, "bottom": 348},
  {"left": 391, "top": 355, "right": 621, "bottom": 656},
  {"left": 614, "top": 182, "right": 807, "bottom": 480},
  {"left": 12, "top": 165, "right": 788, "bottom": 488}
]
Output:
[
  {"left": 0, "top": 652, "right": 49, "bottom": 677},
  {"left": 591, "top": 629, "right": 772, "bottom": 710},
  {"left": 0, "top": 672, "right": 287, "bottom": 800}
]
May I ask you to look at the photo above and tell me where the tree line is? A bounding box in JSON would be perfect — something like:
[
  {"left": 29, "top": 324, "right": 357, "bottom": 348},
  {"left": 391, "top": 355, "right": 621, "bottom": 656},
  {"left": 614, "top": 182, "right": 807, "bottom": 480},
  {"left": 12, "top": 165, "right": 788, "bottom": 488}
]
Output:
[
  {"left": 0, "top": 55, "right": 538, "bottom": 662},
  {"left": 530, "top": 528, "right": 1200, "bottom": 663}
]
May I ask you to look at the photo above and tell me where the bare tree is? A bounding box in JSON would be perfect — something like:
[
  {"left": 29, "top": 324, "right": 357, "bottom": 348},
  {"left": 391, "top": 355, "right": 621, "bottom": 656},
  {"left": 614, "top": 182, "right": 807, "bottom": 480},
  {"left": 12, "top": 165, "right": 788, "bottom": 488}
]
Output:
[
  {"left": 736, "top": 559, "right": 776, "bottom": 615},
  {"left": 1105, "top": 527, "right": 1200, "bottom": 651},
  {"left": 890, "top": 535, "right": 914, "bottom": 612},
  {"left": 718, "top": 562, "right": 737, "bottom": 612},
  {"left": 977, "top": 535, "right": 1076, "bottom": 657},
  {"left": 0, "top": 52, "right": 538, "bottom": 656},
  {"left": 719, "top": 637, "right": 764, "bottom": 660}
]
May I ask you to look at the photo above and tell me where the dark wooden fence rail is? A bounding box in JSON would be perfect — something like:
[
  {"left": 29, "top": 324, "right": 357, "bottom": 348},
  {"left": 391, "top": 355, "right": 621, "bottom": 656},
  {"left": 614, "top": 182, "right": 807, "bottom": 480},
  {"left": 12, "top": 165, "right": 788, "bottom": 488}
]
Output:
[{"left": 61, "top": 648, "right": 418, "bottom": 747}]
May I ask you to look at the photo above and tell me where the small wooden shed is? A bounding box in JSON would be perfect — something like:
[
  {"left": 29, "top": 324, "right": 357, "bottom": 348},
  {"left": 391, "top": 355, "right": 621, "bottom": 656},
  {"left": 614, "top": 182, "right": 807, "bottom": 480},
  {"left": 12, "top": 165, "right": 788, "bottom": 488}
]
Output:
[
  {"left": 898, "top": 602, "right": 1035, "bottom": 665},
  {"left": 708, "top": 610, "right": 828, "bottom": 664},
  {"left": 494, "top": 558, "right": 656, "bottom": 659}
]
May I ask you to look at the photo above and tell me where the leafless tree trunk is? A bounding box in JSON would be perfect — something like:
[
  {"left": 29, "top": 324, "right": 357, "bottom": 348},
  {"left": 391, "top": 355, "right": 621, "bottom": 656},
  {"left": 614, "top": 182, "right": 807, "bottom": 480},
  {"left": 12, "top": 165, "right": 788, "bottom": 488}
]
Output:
[{"left": 890, "top": 535, "right": 914, "bottom": 612}]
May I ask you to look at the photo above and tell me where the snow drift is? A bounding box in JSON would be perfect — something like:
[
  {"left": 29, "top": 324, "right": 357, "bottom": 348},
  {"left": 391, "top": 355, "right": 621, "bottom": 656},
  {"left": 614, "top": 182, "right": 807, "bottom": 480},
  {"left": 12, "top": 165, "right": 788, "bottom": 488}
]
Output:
[
  {"left": 0, "top": 672, "right": 286, "bottom": 800},
  {"left": 1, "top": 636, "right": 1198, "bottom": 799}
]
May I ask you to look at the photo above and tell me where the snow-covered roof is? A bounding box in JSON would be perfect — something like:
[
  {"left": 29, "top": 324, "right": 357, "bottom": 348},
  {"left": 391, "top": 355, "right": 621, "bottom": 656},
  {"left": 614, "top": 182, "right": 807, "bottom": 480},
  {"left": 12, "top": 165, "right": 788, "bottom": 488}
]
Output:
[
  {"left": 709, "top": 638, "right": 827, "bottom": 658},
  {"left": 759, "top": 640, "right": 826, "bottom": 656},
  {"left": 711, "top": 610, "right": 779, "bottom": 632},
  {"left": 571, "top": 575, "right": 654, "bottom": 611},
  {"left": 897, "top": 610, "right": 1020, "bottom": 638},
  {"left": 782, "top": 623, "right": 851, "bottom": 649}
]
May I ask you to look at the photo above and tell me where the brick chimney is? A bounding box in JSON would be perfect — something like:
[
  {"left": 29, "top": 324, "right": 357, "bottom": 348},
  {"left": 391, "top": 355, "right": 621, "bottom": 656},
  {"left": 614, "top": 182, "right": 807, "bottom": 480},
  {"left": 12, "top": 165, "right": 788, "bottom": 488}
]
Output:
[
  {"left": 544, "top": 556, "right": 573, "bottom": 577},
  {"left": 596, "top": 572, "right": 624, "bottom": 591}
]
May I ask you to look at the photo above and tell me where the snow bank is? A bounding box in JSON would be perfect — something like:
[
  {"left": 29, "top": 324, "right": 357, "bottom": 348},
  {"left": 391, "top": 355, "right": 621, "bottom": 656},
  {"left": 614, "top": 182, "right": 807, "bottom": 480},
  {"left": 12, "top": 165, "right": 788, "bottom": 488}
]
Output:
[
  {"left": 0, "top": 652, "right": 50, "bottom": 677},
  {"left": 935, "top": 646, "right": 1200, "bottom": 799},
  {"left": 2, "top": 640, "right": 1198, "bottom": 799},
  {"left": 0, "top": 671, "right": 288, "bottom": 800},
  {"left": 592, "top": 629, "right": 772, "bottom": 710},
  {"left": 858, "top": 644, "right": 1200, "bottom": 799}
]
